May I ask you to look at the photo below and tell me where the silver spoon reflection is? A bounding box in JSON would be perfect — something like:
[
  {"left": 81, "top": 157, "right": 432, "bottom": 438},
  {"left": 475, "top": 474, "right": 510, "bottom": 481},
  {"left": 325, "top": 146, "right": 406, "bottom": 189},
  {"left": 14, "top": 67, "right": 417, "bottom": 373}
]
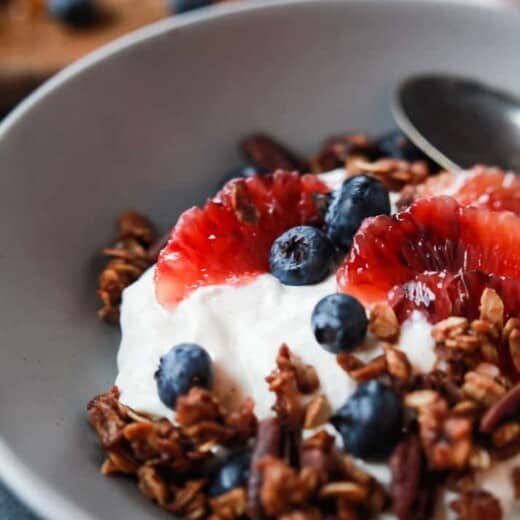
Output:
[{"left": 392, "top": 74, "right": 520, "bottom": 172}]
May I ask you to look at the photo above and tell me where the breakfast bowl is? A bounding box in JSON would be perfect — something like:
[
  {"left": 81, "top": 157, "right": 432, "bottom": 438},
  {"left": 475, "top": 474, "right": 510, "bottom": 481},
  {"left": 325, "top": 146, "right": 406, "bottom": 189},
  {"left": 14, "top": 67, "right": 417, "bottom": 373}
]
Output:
[{"left": 1, "top": 1, "right": 520, "bottom": 519}]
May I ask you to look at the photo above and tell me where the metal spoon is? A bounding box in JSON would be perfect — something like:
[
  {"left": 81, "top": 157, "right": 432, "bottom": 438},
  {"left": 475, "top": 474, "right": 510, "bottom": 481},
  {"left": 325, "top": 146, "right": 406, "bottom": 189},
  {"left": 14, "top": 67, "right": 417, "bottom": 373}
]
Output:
[{"left": 392, "top": 74, "right": 520, "bottom": 172}]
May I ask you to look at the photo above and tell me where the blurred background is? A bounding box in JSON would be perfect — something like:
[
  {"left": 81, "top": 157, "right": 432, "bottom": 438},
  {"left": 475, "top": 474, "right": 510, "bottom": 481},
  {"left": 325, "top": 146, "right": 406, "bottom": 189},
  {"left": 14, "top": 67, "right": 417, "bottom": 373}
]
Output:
[
  {"left": 0, "top": 0, "right": 238, "bottom": 119},
  {"left": 0, "top": 0, "right": 517, "bottom": 119}
]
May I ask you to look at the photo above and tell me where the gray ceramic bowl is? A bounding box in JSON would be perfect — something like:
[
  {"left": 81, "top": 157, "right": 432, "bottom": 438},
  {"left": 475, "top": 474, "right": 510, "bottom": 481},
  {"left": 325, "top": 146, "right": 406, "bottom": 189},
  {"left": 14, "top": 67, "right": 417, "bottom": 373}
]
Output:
[{"left": 1, "top": 0, "right": 520, "bottom": 518}]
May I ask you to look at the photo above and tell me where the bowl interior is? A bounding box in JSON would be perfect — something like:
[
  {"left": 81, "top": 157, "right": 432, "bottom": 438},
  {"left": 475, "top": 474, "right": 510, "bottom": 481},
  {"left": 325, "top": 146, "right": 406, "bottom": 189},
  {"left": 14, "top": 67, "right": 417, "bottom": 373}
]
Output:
[{"left": 1, "top": 1, "right": 520, "bottom": 518}]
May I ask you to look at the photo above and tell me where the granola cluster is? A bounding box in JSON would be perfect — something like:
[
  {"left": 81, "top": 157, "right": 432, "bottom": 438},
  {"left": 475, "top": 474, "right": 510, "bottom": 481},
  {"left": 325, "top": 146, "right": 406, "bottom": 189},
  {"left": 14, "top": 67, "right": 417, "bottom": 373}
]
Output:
[
  {"left": 97, "top": 211, "right": 157, "bottom": 323},
  {"left": 89, "top": 286, "right": 520, "bottom": 519},
  {"left": 337, "top": 291, "right": 520, "bottom": 519}
]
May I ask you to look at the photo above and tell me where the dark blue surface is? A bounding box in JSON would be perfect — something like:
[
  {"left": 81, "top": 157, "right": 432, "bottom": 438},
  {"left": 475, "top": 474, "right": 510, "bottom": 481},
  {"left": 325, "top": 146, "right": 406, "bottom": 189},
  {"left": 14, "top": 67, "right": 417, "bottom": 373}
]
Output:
[{"left": 0, "top": 482, "right": 38, "bottom": 519}]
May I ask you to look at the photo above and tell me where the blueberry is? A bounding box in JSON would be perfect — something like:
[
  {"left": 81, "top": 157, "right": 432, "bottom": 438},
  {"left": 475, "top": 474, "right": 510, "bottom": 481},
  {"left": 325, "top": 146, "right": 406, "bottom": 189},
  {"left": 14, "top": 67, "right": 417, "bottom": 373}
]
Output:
[
  {"left": 169, "top": 0, "right": 213, "bottom": 14},
  {"left": 331, "top": 380, "right": 403, "bottom": 459},
  {"left": 155, "top": 343, "right": 212, "bottom": 409},
  {"left": 48, "top": 0, "right": 96, "bottom": 27},
  {"left": 311, "top": 294, "right": 367, "bottom": 353},
  {"left": 208, "top": 450, "right": 251, "bottom": 497},
  {"left": 269, "top": 226, "right": 335, "bottom": 286},
  {"left": 216, "top": 162, "right": 267, "bottom": 189},
  {"left": 325, "top": 175, "right": 390, "bottom": 251}
]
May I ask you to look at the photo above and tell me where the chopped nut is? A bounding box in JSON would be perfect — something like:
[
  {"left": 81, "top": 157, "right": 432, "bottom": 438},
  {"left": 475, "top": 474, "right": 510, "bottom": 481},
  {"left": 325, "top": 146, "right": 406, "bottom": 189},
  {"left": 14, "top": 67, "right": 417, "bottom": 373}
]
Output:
[
  {"left": 432, "top": 317, "right": 469, "bottom": 342},
  {"left": 413, "top": 395, "right": 472, "bottom": 470},
  {"left": 345, "top": 157, "right": 429, "bottom": 191},
  {"left": 450, "top": 489, "right": 503, "bottom": 520},
  {"left": 337, "top": 354, "right": 387, "bottom": 383},
  {"left": 383, "top": 344, "right": 412, "bottom": 381},
  {"left": 479, "top": 288, "right": 504, "bottom": 329},
  {"left": 463, "top": 370, "right": 506, "bottom": 407},
  {"left": 369, "top": 303, "right": 400, "bottom": 341},
  {"left": 303, "top": 395, "right": 329, "bottom": 430}
]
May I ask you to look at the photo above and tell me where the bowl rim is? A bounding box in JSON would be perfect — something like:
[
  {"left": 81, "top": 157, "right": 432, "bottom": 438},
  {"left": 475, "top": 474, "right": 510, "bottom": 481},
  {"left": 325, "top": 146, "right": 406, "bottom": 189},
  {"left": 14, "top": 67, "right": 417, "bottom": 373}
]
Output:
[{"left": 0, "top": 0, "right": 517, "bottom": 518}]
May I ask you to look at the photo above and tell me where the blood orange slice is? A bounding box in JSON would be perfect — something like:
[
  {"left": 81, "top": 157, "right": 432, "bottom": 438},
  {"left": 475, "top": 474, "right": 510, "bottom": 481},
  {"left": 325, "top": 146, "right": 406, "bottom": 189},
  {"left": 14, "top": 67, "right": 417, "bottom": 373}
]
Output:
[
  {"left": 338, "top": 196, "right": 520, "bottom": 322},
  {"left": 419, "top": 166, "right": 520, "bottom": 214},
  {"left": 155, "top": 171, "right": 329, "bottom": 307}
]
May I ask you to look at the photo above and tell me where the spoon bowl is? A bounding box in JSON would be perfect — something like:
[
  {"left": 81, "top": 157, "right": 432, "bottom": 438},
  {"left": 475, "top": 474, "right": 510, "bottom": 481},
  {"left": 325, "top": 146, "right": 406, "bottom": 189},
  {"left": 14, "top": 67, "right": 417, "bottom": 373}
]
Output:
[{"left": 393, "top": 74, "right": 520, "bottom": 172}]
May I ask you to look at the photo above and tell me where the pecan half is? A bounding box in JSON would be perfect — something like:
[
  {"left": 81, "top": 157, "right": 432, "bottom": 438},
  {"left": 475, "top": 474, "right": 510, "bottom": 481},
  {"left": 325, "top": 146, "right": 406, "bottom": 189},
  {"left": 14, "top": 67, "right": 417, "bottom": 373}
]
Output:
[
  {"left": 480, "top": 382, "right": 520, "bottom": 433},
  {"left": 242, "top": 134, "right": 305, "bottom": 172}
]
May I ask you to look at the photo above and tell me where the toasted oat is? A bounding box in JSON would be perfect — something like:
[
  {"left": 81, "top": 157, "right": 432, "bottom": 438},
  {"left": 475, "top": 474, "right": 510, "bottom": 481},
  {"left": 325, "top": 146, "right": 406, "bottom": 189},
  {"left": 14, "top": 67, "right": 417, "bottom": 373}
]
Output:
[
  {"left": 209, "top": 488, "right": 247, "bottom": 520},
  {"left": 345, "top": 157, "right": 429, "bottom": 191},
  {"left": 258, "top": 456, "right": 318, "bottom": 516},
  {"left": 383, "top": 344, "right": 412, "bottom": 381},
  {"left": 309, "top": 132, "right": 377, "bottom": 174},
  {"left": 369, "top": 303, "right": 399, "bottom": 341},
  {"left": 303, "top": 395, "right": 329, "bottom": 430}
]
